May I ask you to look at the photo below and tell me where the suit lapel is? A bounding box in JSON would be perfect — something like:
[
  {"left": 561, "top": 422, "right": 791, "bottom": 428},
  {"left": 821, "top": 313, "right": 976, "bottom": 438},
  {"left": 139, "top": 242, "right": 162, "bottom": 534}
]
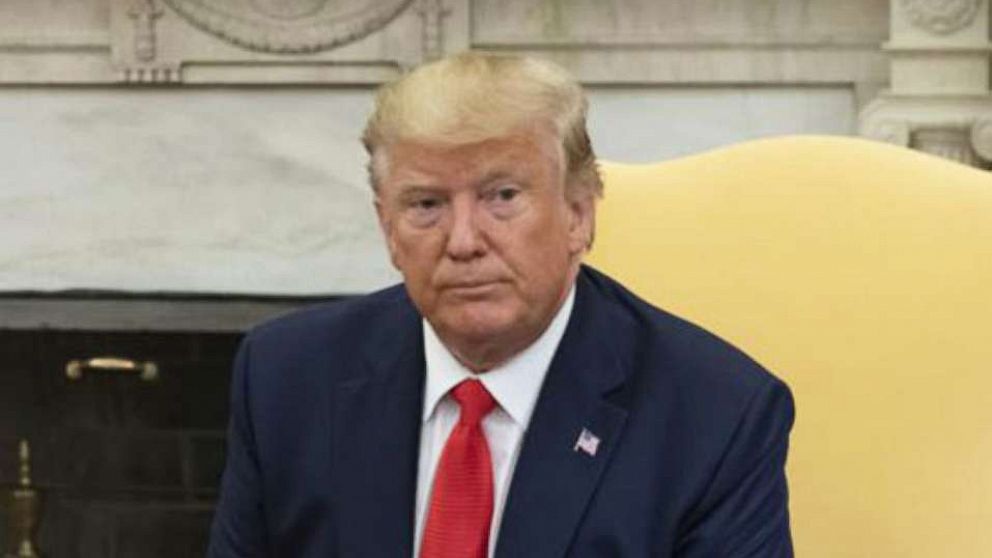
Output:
[
  {"left": 330, "top": 293, "right": 425, "bottom": 557},
  {"left": 495, "top": 269, "right": 634, "bottom": 558}
]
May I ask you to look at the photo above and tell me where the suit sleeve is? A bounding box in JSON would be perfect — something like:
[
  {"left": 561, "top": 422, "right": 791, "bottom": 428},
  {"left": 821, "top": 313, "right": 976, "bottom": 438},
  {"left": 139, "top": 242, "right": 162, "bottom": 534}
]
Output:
[
  {"left": 675, "top": 377, "right": 796, "bottom": 558},
  {"left": 207, "top": 334, "right": 271, "bottom": 557}
]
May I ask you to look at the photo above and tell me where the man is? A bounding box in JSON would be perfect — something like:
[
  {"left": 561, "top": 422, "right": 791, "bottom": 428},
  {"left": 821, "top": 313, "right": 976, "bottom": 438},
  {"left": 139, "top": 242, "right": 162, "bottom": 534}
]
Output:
[{"left": 208, "top": 52, "right": 794, "bottom": 557}]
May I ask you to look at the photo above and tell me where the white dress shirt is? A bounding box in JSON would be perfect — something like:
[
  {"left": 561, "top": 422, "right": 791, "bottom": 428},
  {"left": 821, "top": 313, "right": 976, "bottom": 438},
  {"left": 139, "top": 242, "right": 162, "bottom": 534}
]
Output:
[{"left": 413, "top": 285, "right": 576, "bottom": 558}]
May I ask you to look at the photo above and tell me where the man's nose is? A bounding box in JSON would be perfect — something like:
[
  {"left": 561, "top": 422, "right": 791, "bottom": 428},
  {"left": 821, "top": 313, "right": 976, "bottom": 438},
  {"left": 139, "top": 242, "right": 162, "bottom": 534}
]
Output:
[{"left": 445, "top": 197, "right": 486, "bottom": 261}]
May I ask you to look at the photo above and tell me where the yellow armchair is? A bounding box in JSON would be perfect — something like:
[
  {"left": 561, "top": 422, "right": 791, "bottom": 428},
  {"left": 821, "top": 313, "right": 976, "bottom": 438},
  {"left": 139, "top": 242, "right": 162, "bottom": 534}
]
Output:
[{"left": 587, "top": 136, "right": 992, "bottom": 557}]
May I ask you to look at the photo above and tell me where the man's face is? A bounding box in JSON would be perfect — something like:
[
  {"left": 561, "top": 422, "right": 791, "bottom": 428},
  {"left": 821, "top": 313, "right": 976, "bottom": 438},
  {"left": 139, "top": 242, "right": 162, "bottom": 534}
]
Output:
[{"left": 374, "top": 128, "right": 594, "bottom": 370}]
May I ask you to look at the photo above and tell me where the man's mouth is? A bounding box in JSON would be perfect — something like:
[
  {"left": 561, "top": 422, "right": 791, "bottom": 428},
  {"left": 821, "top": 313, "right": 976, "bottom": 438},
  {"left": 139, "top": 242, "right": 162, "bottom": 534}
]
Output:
[{"left": 442, "top": 280, "right": 504, "bottom": 296}]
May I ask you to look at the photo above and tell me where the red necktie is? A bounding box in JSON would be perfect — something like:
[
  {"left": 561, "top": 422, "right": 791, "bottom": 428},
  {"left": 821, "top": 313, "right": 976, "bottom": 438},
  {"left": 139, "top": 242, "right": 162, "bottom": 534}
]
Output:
[{"left": 420, "top": 379, "right": 497, "bottom": 558}]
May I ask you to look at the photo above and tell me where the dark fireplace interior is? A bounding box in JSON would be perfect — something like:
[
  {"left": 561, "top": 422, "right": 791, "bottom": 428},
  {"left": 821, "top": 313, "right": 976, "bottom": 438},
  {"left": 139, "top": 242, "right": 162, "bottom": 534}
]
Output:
[{"left": 0, "top": 293, "right": 327, "bottom": 557}]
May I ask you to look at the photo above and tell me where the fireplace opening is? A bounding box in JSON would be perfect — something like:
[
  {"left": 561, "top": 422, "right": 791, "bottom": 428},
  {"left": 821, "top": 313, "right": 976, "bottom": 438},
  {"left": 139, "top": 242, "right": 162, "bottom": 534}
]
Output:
[{"left": 0, "top": 292, "right": 335, "bottom": 557}]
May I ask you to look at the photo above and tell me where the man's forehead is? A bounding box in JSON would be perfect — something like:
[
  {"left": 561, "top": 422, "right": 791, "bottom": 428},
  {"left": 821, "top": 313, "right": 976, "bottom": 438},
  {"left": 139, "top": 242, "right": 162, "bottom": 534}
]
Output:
[
  {"left": 384, "top": 158, "right": 523, "bottom": 195},
  {"left": 386, "top": 130, "right": 559, "bottom": 169}
]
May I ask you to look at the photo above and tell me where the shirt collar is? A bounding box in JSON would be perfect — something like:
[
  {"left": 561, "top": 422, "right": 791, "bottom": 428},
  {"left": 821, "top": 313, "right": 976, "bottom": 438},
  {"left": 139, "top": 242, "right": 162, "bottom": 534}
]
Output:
[{"left": 421, "top": 283, "right": 576, "bottom": 427}]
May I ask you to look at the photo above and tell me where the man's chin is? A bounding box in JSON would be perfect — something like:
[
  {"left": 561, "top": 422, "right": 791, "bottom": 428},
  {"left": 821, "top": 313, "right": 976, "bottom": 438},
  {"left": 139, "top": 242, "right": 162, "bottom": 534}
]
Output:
[
  {"left": 433, "top": 306, "right": 518, "bottom": 344},
  {"left": 437, "top": 320, "right": 520, "bottom": 371}
]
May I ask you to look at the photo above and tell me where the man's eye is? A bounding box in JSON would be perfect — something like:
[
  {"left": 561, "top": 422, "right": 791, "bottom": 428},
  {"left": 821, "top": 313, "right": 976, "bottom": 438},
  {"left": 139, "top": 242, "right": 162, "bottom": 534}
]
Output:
[
  {"left": 487, "top": 186, "right": 520, "bottom": 203},
  {"left": 413, "top": 198, "right": 440, "bottom": 210},
  {"left": 483, "top": 185, "right": 525, "bottom": 219},
  {"left": 496, "top": 187, "right": 519, "bottom": 202},
  {"left": 403, "top": 195, "right": 445, "bottom": 227}
]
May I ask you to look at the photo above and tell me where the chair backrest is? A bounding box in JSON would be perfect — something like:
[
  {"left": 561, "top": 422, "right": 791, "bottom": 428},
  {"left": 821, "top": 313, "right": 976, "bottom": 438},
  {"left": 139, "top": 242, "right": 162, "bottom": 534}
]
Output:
[{"left": 586, "top": 136, "right": 992, "bottom": 557}]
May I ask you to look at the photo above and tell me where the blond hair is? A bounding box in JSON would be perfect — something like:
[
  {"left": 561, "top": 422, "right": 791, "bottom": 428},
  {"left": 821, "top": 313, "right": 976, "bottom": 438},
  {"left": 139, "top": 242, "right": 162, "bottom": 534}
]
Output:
[{"left": 362, "top": 51, "right": 602, "bottom": 200}]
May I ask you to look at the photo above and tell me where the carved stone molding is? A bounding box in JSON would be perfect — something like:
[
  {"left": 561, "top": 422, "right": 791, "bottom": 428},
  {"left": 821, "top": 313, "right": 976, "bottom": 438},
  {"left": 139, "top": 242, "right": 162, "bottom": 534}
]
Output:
[
  {"left": 971, "top": 117, "right": 992, "bottom": 161},
  {"left": 912, "top": 128, "right": 979, "bottom": 165},
  {"left": 417, "top": 0, "right": 450, "bottom": 62},
  {"left": 160, "top": 0, "right": 414, "bottom": 54},
  {"left": 104, "top": 0, "right": 443, "bottom": 84},
  {"left": 116, "top": 0, "right": 181, "bottom": 83},
  {"left": 863, "top": 118, "right": 912, "bottom": 146},
  {"left": 860, "top": 95, "right": 992, "bottom": 168},
  {"left": 901, "top": 0, "right": 983, "bottom": 35},
  {"left": 117, "top": 65, "right": 181, "bottom": 83},
  {"left": 129, "top": 0, "right": 163, "bottom": 62}
]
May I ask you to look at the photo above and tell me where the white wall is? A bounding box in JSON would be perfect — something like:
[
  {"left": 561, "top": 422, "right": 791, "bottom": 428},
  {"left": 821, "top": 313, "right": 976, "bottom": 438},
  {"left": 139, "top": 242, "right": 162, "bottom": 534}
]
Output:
[
  {"left": 0, "top": 88, "right": 394, "bottom": 294},
  {"left": 588, "top": 86, "right": 855, "bottom": 162}
]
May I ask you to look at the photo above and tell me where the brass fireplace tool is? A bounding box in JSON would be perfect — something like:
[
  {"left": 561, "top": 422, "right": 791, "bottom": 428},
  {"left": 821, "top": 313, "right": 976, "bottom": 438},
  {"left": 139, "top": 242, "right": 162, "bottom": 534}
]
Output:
[{"left": 5, "top": 440, "right": 41, "bottom": 558}]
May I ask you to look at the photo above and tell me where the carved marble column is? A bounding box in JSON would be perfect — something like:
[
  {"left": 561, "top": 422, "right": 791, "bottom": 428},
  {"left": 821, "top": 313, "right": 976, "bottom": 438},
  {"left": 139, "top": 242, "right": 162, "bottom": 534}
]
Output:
[{"left": 860, "top": 0, "right": 992, "bottom": 169}]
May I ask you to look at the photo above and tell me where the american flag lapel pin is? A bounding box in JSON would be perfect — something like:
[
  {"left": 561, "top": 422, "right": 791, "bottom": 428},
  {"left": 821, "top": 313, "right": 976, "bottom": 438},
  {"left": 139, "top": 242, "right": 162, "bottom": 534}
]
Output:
[{"left": 573, "top": 428, "right": 600, "bottom": 457}]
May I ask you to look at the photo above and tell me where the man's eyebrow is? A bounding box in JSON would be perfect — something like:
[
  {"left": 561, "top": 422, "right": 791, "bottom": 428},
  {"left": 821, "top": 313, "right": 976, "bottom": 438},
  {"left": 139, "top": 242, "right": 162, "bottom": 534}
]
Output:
[
  {"left": 476, "top": 171, "right": 521, "bottom": 188},
  {"left": 396, "top": 185, "right": 445, "bottom": 199}
]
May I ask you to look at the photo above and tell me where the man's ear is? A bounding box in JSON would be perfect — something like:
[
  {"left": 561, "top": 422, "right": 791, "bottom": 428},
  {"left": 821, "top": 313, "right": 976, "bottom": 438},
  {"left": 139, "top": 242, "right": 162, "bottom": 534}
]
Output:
[
  {"left": 374, "top": 195, "right": 387, "bottom": 234},
  {"left": 566, "top": 190, "right": 596, "bottom": 255}
]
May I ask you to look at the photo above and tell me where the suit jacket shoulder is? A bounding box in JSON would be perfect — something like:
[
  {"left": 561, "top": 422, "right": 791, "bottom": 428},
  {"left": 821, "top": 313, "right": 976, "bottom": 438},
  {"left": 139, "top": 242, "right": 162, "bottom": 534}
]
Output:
[
  {"left": 244, "top": 283, "right": 417, "bottom": 384},
  {"left": 550, "top": 266, "right": 794, "bottom": 557},
  {"left": 210, "top": 282, "right": 427, "bottom": 557}
]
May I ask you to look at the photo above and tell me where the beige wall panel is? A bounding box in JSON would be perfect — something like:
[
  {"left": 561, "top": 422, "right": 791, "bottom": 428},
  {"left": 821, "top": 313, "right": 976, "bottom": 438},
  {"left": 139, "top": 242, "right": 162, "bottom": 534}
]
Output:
[
  {"left": 0, "top": 0, "right": 109, "bottom": 43},
  {"left": 472, "top": 0, "right": 888, "bottom": 45}
]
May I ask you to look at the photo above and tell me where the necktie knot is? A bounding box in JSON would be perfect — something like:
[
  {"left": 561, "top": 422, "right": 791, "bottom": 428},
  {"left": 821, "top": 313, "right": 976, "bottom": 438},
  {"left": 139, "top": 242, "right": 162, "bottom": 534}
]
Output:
[{"left": 452, "top": 379, "right": 496, "bottom": 426}]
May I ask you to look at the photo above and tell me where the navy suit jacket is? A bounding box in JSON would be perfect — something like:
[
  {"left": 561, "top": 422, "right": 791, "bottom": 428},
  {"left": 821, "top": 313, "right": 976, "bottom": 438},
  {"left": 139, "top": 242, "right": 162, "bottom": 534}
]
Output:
[{"left": 208, "top": 266, "right": 794, "bottom": 557}]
